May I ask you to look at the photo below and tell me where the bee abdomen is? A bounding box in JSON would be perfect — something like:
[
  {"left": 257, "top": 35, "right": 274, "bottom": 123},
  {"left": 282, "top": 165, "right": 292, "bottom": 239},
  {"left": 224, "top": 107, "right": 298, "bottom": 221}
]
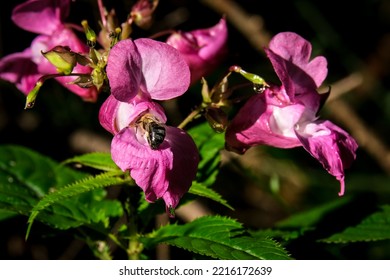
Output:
[{"left": 148, "top": 123, "right": 166, "bottom": 150}]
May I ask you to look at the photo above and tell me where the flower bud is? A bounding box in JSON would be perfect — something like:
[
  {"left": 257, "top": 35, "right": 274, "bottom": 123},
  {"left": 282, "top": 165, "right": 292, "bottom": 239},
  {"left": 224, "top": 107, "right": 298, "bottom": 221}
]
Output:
[
  {"left": 71, "top": 75, "right": 94, "bottom": 88},
  {"left": 92, "top": 67, "right": 106, "bottom": 90},
  {"left": 230, "top": 65, "right": 268, "bottom": 92},
  {"left": 81, "top": 20, "right": 97, "bottom": 47},
  {"left": 25, "top": 81, "right": 43, "bottom": 109},
  {"left": 41, "top": 46, "right": 76, "bottom": 75},
  {"left": 130, "top": 0, "right": 159, "bottom": 29},
  {"left": 205, "top": 107, "right": 228, "bottom": 133}
]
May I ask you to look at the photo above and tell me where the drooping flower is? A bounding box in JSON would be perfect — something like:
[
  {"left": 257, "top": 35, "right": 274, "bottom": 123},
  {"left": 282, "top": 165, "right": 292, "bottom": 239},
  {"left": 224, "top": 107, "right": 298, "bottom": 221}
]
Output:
[
  {"left": 225, "top": 32, "right": 358, "bottom": 195},
  {"left": 100, "top": 38, "right": 199, "bottom": 214},
  {"left": 166, "top": 18, "right": 228, "bottom": 85},
  {"left": 0, "top": 0, "right": 97, "bottom": 101}
]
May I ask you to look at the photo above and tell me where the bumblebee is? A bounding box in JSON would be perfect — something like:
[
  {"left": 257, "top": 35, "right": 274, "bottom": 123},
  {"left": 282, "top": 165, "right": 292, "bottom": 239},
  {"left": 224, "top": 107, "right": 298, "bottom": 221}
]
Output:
[{"left": 138, "top": 114, "right": 166, "bottom": 150}]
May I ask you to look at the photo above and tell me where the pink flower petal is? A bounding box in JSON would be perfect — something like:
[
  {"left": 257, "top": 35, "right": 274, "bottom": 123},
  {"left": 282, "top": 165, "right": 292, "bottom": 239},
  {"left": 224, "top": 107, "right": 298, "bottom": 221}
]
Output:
[
  {"left": 112, "top": 127, "right": 171, "bottom": 203},
  {"left": 135, "top": 38, "right": 191, "bottom": 100},
  {"left": 295, "top": 120, "right": 358, "bottom": 195},
  {"left": 106, "top": 39, "right": 143, "bottom": 102},
  {"left": 267, "top": 32, "right": 328, "bottom": 89},
  {"left": 166, "top": 18, "right": 228, "bottom": 84},
  {"left": 0, "top": 48, "right": 40, "bottom": 94},
  {"left": 225, "top": 89, "right": 301, "bottom": 153},
  {"left": 162, "top": 126, "right": 199, "bottom": 211},
  {"left": 111, "top": 125, "right": 199, "bottom": 211},
  {"left": 12, "top": 0, "right": 70, "bottom": 35},
  {"left": 99, "top": 95, "right": 120, "bottom": 134},
  {"left": 99, "top": 96, "right": 167, "bottom": 134}
]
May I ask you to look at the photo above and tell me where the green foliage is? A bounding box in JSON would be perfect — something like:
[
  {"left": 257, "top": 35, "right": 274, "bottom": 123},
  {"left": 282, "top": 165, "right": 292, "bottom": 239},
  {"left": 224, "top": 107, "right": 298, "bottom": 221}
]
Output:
[
  {"left": 189, "top": 182, "right": 233, "bottom": 210},
  {"left": 249, "top": 197, "right": 352, "bottom": 242},
  {"left": 188, "top": 122, "right": 225, "bottom": 186},
  {"left": 26, "top": 170, "right": 128, "bottom": 238},
  {"left": 187, "top": 122, "right": 233, "bottom": 207},
  {"left": 62, "top": 152, "right": 120, "bottom": 172},
  {"left": 321, "top": 205, "right": 390, "bottom": 243},
  {"left": 276, "top": 197, "right": 352, "bottom": 230},
  {"left": 142, "top": 216, "right": 292, "bottom": 260},
  {"left": 0, "top": 145, "right": 124, "bottom": 237},
  {"left": 0, "top": 209, "right": 16, "bottom": 221}
]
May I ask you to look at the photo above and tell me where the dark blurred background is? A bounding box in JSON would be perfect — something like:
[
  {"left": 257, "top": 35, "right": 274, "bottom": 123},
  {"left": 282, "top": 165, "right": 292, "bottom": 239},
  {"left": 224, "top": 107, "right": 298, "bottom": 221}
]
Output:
[{"left": 1, "top": 0, "right": 390, "bottom": 259}]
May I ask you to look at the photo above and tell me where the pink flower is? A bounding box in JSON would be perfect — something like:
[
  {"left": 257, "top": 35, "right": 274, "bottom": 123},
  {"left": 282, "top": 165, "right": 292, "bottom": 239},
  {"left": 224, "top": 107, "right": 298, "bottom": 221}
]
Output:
[
  {"left": 0, "top": 0, "right": 97, "bottom": 101},
  {"left": 166, "top": 18, "right": 228, "bottom": 85},
  {"left": 100, "top": 38, "right": 199, "bottom": 214},
  {"left": 225, "top": 32, "right": 358, "bottom": 195},
  {"left": 106, "top": 38, "right": 191, "bottom": 102}
]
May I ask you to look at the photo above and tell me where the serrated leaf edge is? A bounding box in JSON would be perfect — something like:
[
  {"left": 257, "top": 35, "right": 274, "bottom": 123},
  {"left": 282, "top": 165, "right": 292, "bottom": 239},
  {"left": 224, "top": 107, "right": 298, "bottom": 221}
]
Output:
[{"left": 26, "top": 170, "right": 128, "bottom": 239}]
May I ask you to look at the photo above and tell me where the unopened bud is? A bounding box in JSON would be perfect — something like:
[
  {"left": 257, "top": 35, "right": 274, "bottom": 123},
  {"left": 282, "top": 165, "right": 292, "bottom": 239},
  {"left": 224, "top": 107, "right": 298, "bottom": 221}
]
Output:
[
  {"left": 205, "top": 107, "right": 228, "bottom": 133},
  {"left": 230, "top": 65, "right": 269, "bottom": 91},
  {"left": 130, "top": 0, "right": 159, "bottom": 29},
  {"left": 76, "top": 53, "right": 92, "bottom": 67},
  {"left": 82, "top": 20, "right": 97, "bottom": 47},
  {"left": 92, "top": 67, "right": 106, "bottom": 90},
  {"left": 70, "top": 75, "right": 94, "bottom": 88},
  {"left": 201, "top": 78, "right": 211, "bottom": 104},
  {"left": 120, "top": 22, "right": 132, "bottom": 41},
  {"left": 110, "top": 28, "right": 122, "bottom": 48},
  {"left": 42, "top": 46, "right": 76, "bottom": 75},
  {"left": 25, "top": 81, "right": 43, "bottom": 109}
]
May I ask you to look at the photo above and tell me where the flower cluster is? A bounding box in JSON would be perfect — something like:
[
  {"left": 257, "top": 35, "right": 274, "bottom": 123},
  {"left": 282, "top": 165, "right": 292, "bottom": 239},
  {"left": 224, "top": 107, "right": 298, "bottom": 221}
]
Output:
[
  {"left": 0, "top": 0, "right": 227, "bottom": 215},
  {"left": 0, "top": 0, "right": 97, "bottom": 101},
  {"left": 0, "top": 0, "right": 358, "bottom": 215}
]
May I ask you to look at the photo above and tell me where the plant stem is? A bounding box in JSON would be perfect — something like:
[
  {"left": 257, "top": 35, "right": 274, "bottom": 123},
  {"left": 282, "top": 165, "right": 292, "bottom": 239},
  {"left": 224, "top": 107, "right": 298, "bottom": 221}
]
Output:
[
  {"left": 177, "top": 104, "right": 205, "bottom": 129},
  {"left": 124, "top": 190, "right": 143, "bottom": 260}
]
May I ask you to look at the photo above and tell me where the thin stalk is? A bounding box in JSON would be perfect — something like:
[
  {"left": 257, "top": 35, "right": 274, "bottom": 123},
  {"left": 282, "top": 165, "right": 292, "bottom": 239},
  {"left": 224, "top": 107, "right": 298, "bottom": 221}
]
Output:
[{"left": 177, "top": 104, "right": 205, "bottom": 130}]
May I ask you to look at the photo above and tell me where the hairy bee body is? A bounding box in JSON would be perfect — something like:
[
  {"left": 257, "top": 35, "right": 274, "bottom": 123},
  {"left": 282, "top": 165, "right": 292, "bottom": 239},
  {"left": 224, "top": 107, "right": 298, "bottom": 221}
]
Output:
[
  {"left": 137, "top": 114, "right": 166, "bottom": 150},
  {"left": 145, "top": 121, "right": 166, "bottom": 150}
]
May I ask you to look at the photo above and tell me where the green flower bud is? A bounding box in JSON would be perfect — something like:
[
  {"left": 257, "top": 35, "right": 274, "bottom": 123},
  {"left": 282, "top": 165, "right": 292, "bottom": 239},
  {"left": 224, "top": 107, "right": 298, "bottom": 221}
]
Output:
[
  {"left": 201, "top": 77, "right": 211, "bottom": 104},
  {"left": 82, "top": 20, "right": 97, "bottom": 47},
  {"left": 92, "top": 67, "right": 106, "bottom": 90},
  {"left": 41, "top": 46, "right": 76, "bottom": 75},
  {"left": 25, "top": 81, "right": 43, "bottom": 109},
  {"left": 230, "top": 65, "right": 268, "bottom": 92}
]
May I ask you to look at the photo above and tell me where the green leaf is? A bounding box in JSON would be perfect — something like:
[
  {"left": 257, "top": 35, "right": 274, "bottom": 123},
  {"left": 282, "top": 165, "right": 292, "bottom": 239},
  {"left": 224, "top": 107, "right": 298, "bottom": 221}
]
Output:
[
  {"left": 0, "top": 209, "right": 17, "bottom": 221},
  {"left": 249, "top": 229, "right": 302, "bottom": 242},
  {"left": 0, "top": 145, "right": 84, "bottom": 215},
  {"left": 62, "top": 152, "right": 120, "bottom": 172},
  {"left": 247, "top": 198, "right": 353, "bottom": 242},
  {"left": 0, "top": 145, "right": 125, "bottom": 236},
  {"left": 276, "top": 197, "right": 351, "bottom": 229},
  {"left": 26, "top": 170, "right": 127, "bottom": 238},
  {"left": 185, "top": 122, "right": 231, "bottom": 210},
  {"left": 321, "top": 205, "right": 390, "bottom": 243},
  {"left": 142, "top": 216, "right": 291, "bottom": 260},
  {"left": 188, "top": 122, "right": 225, "bottom": 186},
  {"left": 189, "top": 182, "right": 233, "bottom": 210}
]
